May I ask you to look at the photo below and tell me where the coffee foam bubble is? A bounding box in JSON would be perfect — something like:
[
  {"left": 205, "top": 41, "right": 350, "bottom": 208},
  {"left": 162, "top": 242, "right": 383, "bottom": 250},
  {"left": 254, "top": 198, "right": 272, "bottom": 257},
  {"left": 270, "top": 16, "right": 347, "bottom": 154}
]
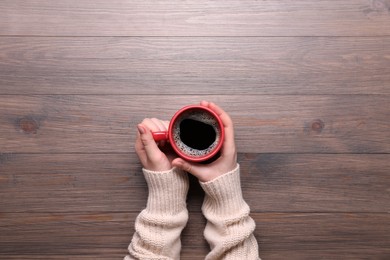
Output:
[{"left": 172, "top": 110, "right": 221, "bottom": 157}]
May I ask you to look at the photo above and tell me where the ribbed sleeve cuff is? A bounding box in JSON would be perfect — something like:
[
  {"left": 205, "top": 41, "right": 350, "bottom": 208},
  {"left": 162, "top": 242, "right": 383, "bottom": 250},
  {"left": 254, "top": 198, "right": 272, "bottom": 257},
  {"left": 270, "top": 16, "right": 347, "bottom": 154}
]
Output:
[
  {"left": 200, "top": 164, "right": 247, "bottom": 217},
  {"left": 142, "top": 167, "right": 189, "bottom": 216}
]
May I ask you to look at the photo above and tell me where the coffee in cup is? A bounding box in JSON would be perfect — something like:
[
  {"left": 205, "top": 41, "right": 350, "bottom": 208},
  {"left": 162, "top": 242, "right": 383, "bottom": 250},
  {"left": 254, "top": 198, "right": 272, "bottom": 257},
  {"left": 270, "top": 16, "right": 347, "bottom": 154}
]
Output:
[{"left": 152, "top": 105, "right": 224, "bottom": 162}]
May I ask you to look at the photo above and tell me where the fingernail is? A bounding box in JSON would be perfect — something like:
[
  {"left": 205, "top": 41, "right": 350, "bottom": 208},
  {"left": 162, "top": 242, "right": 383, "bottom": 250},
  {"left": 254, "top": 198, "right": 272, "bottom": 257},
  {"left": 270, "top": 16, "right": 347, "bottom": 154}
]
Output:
[{"left": 137, "top": 124, "right": 145, "bottom": 134}]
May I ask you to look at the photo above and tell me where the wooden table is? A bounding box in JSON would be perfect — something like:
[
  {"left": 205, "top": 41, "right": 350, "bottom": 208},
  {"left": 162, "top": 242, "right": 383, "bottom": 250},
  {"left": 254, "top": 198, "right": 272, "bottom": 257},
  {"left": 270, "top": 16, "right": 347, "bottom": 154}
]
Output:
[{"left": 1, "top": 1, "right": 389, "bottom": 259}]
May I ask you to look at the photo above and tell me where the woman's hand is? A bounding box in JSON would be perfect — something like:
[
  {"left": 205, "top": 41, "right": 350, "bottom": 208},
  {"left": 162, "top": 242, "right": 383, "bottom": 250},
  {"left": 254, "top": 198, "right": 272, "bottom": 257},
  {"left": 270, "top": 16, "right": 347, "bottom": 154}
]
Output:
[
  {"left": 135, "top": 118, "right": 174, "bottom": 172},
  {"left": 172, "top": 101, "right": 237, "bottom": 182}
]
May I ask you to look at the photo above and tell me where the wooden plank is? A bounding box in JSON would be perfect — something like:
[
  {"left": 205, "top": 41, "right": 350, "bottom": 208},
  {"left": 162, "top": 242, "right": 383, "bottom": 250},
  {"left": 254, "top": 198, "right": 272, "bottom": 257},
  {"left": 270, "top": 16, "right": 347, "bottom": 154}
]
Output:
[
  {"left": 241, "top": 153, "right": 390, "bottom": 213},
  {"left": 1, "top": 37, "right": 389, "bottom": 95},
  {"left": 254, "top": 213, "right": 390, "bottom": 259},
  {"left": 1, "top": 0, "right": 390, "bottom": 36},
  {"left": 1, "top": 153, "right": 389, "bottom": 213},
  {"left": 0, "top": 212, "right": 389, "bottom": 259},
  {"left": 0, "top": 95, "right": 388, "bottom": 153}
]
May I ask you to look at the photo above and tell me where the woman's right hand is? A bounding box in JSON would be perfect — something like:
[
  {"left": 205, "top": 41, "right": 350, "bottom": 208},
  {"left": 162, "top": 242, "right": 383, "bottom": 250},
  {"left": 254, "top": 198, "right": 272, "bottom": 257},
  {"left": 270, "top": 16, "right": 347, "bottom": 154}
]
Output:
[
  {"left": 172, "top": 101, "right": 238, "bottom": 182},
  {"left": 135, "top": 118, "right": 174, "bottom": 172}
]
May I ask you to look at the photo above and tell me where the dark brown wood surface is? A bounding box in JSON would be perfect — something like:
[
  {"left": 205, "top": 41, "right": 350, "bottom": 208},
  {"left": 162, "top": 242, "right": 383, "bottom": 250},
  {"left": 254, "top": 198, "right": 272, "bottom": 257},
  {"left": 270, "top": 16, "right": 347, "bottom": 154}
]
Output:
[
  {"left": 1, "top": 1, "right": 389, "bottom": 259},
  {"left": 1, "top": 154, "right": 389, "bottom": 213},
  {"left": 1, "top": 37, "right": 390, "bottom": 95},
  {"left": 1, "top": 0, "right": 390, "bottom": 36},
  {"left": 0, "top": 95, "right": 389, "bottom": 154}
]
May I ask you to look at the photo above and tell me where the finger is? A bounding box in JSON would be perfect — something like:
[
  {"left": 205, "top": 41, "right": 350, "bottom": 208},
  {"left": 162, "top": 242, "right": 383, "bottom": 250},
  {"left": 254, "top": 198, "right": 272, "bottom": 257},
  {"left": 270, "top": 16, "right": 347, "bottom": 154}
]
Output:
[
  {"left": 142, "top": 118, "right": 161, "bottom": 132},
  {"left": 201, "top": 101, "right": 232, "bottom": 130},
  {"left": 162, "top": 120, "right": 170, "bottom": 130},
  {"left": 135, "top": 133, "right": 144, "bottom": 155},
  {"left": 173, "top": 158, "right": 217, "bottom": 182},
  {"left": 150, "top": 118, "right": 169, "bottom": 146},
  {"left": 134, "top": 125, "right": 147, "bottom": 164},
  {"left": 150, "top": 118, "right": 166, "bottom": 132},
  {"left": 208, "top": 102, "right": 236, "bottom": 153},
  {"left": 200, "top": 100, "right": 209, "bottom": 107},
  {"left": 160, "top": 121, "right": 170, "bottom": 145},
  {"left": 142, "top": 118, "right": 165, "bottom": 145},
  {"left": 172, "top": 158, "right": 203, "bottom": 178},
  {"left": 208, "top": 102, "right": 233, "bottom": 128},
  {"left": 200, "top": 101, "right": 234, "bottom": 139},
  {"left": 137, "top": 124, "right": 161, "bottom": 158}
]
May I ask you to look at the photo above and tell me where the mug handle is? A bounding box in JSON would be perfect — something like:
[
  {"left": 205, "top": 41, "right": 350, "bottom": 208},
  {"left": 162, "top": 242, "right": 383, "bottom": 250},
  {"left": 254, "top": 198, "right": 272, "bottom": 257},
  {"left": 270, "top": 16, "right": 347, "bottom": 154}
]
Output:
[{"left": 152, "top": 131, "right": 169, "bottom": 141}]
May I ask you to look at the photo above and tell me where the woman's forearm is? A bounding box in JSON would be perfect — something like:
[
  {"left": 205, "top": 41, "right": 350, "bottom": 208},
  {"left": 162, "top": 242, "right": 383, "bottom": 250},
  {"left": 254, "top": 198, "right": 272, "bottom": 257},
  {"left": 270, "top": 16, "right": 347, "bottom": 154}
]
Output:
[
  {"left": 200, "top": 164, "right": 260, "bottom": 260},
  {"left": 125, "top": 168, "right": 189, "bottom": 260}
]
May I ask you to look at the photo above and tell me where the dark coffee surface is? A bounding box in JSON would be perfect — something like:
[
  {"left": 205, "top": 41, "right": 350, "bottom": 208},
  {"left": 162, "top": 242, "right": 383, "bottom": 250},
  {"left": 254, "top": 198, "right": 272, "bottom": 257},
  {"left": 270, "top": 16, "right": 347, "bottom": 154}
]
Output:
[
  {"left": 180, "top": 119, "right": 216, "bottom": 150},
  {"left": 172, "top": 109, "right": 221, "bottom": 157}
]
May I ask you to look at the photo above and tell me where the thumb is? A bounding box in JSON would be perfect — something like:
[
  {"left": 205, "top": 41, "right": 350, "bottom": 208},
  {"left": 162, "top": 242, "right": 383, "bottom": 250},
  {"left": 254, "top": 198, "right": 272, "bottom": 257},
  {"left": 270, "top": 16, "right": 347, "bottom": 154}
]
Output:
[
  {"left": 137, "top": 124, "right": 160, "bottom": 157},
  {"left": 172, "top": 158, "right": 204, "bottom": 179}
]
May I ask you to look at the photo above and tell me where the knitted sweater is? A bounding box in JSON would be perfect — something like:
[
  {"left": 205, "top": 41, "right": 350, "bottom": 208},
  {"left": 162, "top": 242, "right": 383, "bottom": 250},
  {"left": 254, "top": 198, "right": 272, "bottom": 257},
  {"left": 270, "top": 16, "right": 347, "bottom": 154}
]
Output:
[{"left": 125, "top": 164, "right": 260, "bottom": 260}]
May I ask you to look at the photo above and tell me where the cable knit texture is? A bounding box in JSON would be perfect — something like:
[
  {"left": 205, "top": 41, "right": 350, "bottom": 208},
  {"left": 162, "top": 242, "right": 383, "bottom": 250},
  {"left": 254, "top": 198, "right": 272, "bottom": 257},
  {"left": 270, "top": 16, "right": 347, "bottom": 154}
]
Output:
[
  {"left": 125, "top": 164, "right": 260, "bottom": 260},
  {"left": 200, "top": 164, "right": 260, "bottom": 260},
  {"left": 125, "top": 168, "right": 189, "bottom": 260}
]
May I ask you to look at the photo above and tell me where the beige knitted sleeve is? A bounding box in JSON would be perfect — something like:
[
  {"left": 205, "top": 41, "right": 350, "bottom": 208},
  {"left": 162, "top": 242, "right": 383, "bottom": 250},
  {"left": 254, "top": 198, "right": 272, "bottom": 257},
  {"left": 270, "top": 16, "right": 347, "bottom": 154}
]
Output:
[
  {"left": 200, "top": 164, "right": 260, "bottom": 260},
  {"left": 124, "top": 168, "right": 189, "bottom": 260}
]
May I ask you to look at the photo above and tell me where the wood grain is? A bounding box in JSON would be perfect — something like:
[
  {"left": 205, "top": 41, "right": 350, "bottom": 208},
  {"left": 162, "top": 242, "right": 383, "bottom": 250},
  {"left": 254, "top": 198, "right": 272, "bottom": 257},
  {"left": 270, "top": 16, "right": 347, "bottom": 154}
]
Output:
[
  {"left": 0, "top": 212, "right": 389, "bottom": 259},
  {"left": 1, "top": 153, "right": 389, "bottom": 213},
  {"left": 1, "top": 37, "right": 389, "bottom": 95},
  {"left": 1, "top": 0, "right": 389, "bottom": 259},
  {"left": 0, "top": 95, "right": 388, "bottom": 153},
  {"left": 1, "top": 0, "right": 390, "bottom": 36}
]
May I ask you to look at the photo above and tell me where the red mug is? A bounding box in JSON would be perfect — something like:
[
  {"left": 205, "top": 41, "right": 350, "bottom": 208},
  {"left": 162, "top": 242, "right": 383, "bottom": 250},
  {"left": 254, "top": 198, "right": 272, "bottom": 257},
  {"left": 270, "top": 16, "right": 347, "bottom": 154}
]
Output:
[{"left": 152, "top": 105, "right": 225, "bottom": 162}]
